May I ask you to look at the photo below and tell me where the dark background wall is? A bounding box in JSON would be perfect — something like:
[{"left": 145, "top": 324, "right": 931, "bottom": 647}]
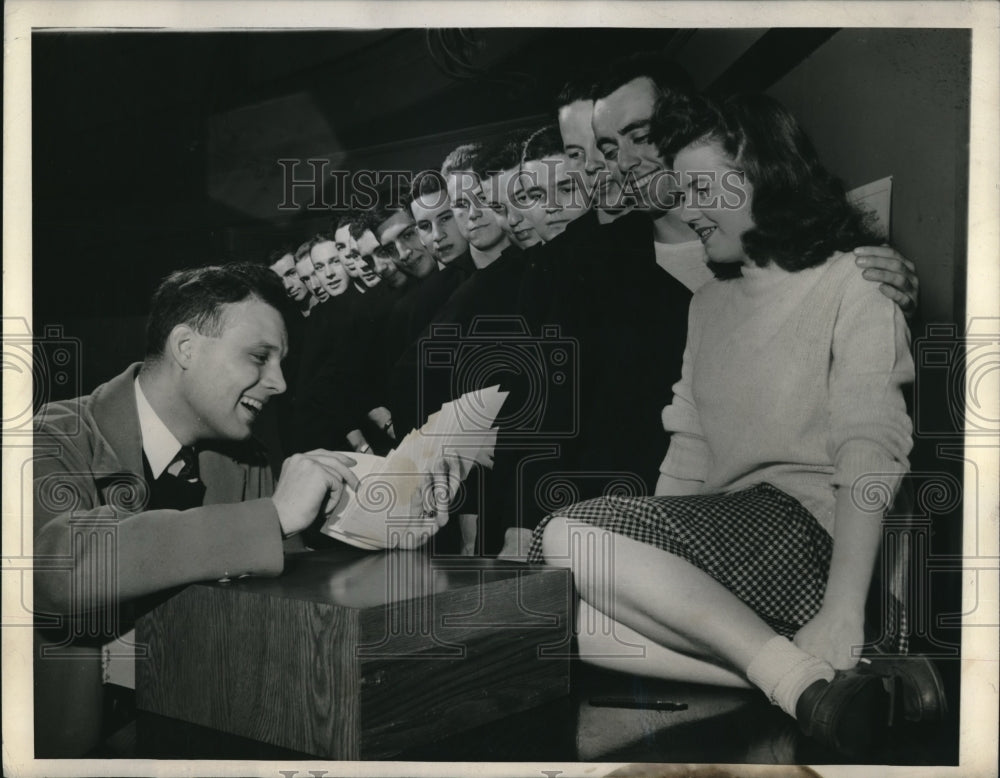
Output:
[
  {"left": 767, "top": 28, "right": 970, "bottom": 328},
  {"left": 31, "top": 28, "right": 969, "bottom": 396}
]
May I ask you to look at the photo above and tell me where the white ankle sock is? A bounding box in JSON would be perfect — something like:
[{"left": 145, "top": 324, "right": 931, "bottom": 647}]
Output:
[{"left": 746, "top": 635, "right": 835, "bottom": 718}]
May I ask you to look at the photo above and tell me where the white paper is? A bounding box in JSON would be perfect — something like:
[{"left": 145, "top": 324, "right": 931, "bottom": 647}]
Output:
[{"left": 321, "top": 386, "right": 508, "bottom": 549}]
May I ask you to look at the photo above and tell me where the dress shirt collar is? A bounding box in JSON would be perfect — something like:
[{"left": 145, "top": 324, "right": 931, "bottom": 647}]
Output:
[
  {"left": 134, "top": 378, "right": 183, "bottom": 479},
  {"left": 654, "top": 238, "right": 716, "bottom": 292}
]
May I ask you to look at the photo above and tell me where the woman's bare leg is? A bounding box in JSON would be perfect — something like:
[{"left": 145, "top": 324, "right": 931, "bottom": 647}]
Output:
[
  {"left": 575, "top": 599, "right": 752, "bottom": 687},
  {"left": 541, "top": 515, "right": 776, "bottom": 674}
]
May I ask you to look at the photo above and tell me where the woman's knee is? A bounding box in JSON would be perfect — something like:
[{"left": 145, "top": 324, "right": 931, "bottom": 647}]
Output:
[
  {"left": 540, "top": 516, "right": 572, "bottom": 567},
  {"left": 541, "top": 517, "right": 617, "bottom": 603}
]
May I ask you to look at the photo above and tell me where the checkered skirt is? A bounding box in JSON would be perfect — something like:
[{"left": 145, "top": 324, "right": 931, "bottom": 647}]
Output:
[{"left": 526, "top": 482, "right": 833, "bottom": 638}]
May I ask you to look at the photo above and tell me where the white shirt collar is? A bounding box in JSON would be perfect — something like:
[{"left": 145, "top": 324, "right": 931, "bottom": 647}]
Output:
[
  {"left": 654, "top": 238, "right": 716, "bottom": 292},
  {"left": 134, "top": 378, "right": 183, "bottom": 479}
]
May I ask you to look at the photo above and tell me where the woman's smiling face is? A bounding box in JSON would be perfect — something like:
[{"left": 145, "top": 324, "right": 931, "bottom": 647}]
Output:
[{"left": 674, "top": 140, "right": 755, "bottom": 265}]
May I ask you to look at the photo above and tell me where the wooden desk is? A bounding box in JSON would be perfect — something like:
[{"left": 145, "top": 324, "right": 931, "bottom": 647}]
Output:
[
  {"left": 135, "top": 548, "right": 571, "bottom": 759},
  {"left": 129, "top": 660, "right": 960, "bottom": 766}
]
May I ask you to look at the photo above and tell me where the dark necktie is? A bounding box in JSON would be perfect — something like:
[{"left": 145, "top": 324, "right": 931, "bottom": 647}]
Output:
[{"left": 148, "top": 446, "right": 206, "bottom": 511}]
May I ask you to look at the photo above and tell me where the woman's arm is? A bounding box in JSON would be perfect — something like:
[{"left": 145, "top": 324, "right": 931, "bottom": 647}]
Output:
[
  {"left": 657, "top": 298, "right": 711, "bottom": 497},
  {"left": 793, "top": 487, "right": 884, "bottom": 668},
  {"left": 795, "top": 267, "right": 915, "bottom": 668}
]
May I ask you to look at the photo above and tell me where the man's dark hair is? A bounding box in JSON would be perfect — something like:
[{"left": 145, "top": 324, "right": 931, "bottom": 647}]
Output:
[
  {"left": 593, "top": 51, "right": 694, "bottom": 103},
  {"left": 408, "top": 169, "right": 454, "bottom": 216},
  {"left": 410, "top": 169, "right": 447, "bottom": 200},
  {"left": 367, "top": 181, "right": 414, "bottom": 236},
  {"left": 653, "top": 92, "right": 882, "bottom": 273},
  {"left": 145, "top": 263, "right": 290, "bottom": 359},
  {"left": 556, "top": 73, "right": 598, "bottom": 111},
  {"left": 521, "top": 124, "right": 564, "bottom": 165},
  {"left": 334, "top": 210, "right": 367, "bottom": 240},
  {"left": 478, "top": 129, "right": 533, "bottom": 176},
  {"left": 441, "top": 142, "right": 482, "bottom": 176},
  {"left": 265, "top": 245, "right": 295, "bottom": 267}
]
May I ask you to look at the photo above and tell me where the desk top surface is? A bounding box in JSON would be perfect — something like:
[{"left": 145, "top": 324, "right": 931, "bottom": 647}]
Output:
[{"left": 201, "top": 548, "right": 566, "bottom": 609}]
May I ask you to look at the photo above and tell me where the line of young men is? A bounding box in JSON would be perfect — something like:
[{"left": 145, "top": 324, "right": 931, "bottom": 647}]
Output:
[{"left": 267, "top": 52, "right": 920, "bottom": 558}]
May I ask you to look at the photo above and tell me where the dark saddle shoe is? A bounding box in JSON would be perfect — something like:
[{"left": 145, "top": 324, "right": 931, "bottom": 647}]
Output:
[
  {"left": 859, "top": 654, "right": 948, "bottom": 724},
  {"left": 795, "top": 669, "right": 891, "bottom": 757}
]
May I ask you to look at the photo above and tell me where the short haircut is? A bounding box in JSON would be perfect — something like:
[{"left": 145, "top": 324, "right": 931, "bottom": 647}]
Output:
[
  {"left": 593, "top": 51, "right": 695, "bottom": 103},
  {"left": 334, "top": 210, "right": 367, "bottom": 240},
  {"left": 409, "top": 169, "right": 454, "bottom": 215},
  {"left": 265, "top": 245, "right": 295, "bottom": 267},
  {"left": 441, "top": 142, "right": 482, "bottom": 176},
  {"left": 333, "top": 212, "right": 354, "bottom": 233},
  {"left": 144, "top": 263, "right": 289, "bottom": 359},
  {"left": 294, "top": 241, "right": 313, "bottom": 262},
  {"left": 521, "top": 124, "right": 564, "bottom": 165},
  {"left": 311, "top": 231, "right": 337, "bottom": 247},
  {"left": 478, "top": 129, "right": 533, "bottom": 176},
  {"left": 410, "top": 169, "right": 447, "bottom": 200},
  {"left": 555, "top": 73, "right": 598, "bottom": 110},
  {"left": 368, "top": 181, "right": 413, "bottom": 233}
]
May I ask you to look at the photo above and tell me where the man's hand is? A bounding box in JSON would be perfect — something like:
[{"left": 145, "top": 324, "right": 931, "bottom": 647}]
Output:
[
  {"left": 853, "top": 246, "right": 919, "bottom": 317},
  {"left": 346, "top": 429, "right": 372, "bottom": 454},
  {"left": 394, "top": 454, "right": 463, "bottom": 549},
  {"left": 271, "top": 451, "right": 358, "bottom": 537},
  {"left": 367, "top": 406, "right": 396, "bottom": 441}
]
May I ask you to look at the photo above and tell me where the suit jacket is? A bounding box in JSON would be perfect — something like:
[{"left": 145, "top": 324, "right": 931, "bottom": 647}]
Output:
[
  {"left": 291, "top": 291, "right": 361, "bottom": 451},
  {"left": 504, "top": 211, "right": 694, "bottom": 531},
  {"left": 575, "top": 210, "right": 694, "bottom": 493},
  {"left": 32, "top": 363, "right": 284, "bottom": 756}
]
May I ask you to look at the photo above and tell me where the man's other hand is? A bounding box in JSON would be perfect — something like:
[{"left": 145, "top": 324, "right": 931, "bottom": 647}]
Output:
[
  {"left": 394, "top": 454, "right": 464, "bottom": 549},
  {"left": 853, "top": 245, "right": 919, "bottom": 317},
  {"left": 272, "top": 451, "right": 358, "bottom": 536}
]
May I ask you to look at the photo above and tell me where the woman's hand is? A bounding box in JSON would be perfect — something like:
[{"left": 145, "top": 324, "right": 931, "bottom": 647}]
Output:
[{"left": 794, "top": 605, "right": 865, "bottom": 670}]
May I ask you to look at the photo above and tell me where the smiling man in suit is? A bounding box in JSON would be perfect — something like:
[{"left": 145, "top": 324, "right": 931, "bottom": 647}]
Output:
[{"left": 31, "top": 263, "right": 371, "bottom": 757}]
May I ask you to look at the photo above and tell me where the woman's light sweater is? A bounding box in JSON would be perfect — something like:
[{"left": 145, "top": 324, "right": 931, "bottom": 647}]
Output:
[{"left": 659, "top": 251, "right": 914, "bottom": 535}]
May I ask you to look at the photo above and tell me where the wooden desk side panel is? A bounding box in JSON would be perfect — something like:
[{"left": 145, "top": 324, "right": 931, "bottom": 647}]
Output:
[
  {"left": 136, "top": 585, "right": 362, "bottom": 758},
  {"left": 358, "top": 567, "right": 573, "bottom": 757}
]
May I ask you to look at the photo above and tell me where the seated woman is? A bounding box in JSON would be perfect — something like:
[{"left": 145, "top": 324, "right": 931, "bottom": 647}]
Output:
[{"left": 527, "top": 93, "right": 919, "bottom": 755}]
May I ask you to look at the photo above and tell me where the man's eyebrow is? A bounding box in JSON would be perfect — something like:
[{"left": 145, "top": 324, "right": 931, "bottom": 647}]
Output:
[
  {"left": 619, "top": 118, "right": 651, "bottom": 135},
  {"left": 249, "top": 340, "right": 283, "bottom": 351}
]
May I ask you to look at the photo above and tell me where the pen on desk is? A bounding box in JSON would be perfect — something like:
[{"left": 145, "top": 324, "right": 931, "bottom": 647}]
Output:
[{"left": 588, "top": 696, "right": 688, "bottom": 711}]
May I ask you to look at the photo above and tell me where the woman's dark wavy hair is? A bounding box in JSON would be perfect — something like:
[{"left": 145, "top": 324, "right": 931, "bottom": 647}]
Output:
[{"left": 654, "top": 92, "right": 882, "bottom": 272}]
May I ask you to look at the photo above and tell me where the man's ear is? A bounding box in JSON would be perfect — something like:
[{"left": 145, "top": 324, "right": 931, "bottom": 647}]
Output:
[{"left": 165, "top": 324, "right": 197, "bottom": 369}]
